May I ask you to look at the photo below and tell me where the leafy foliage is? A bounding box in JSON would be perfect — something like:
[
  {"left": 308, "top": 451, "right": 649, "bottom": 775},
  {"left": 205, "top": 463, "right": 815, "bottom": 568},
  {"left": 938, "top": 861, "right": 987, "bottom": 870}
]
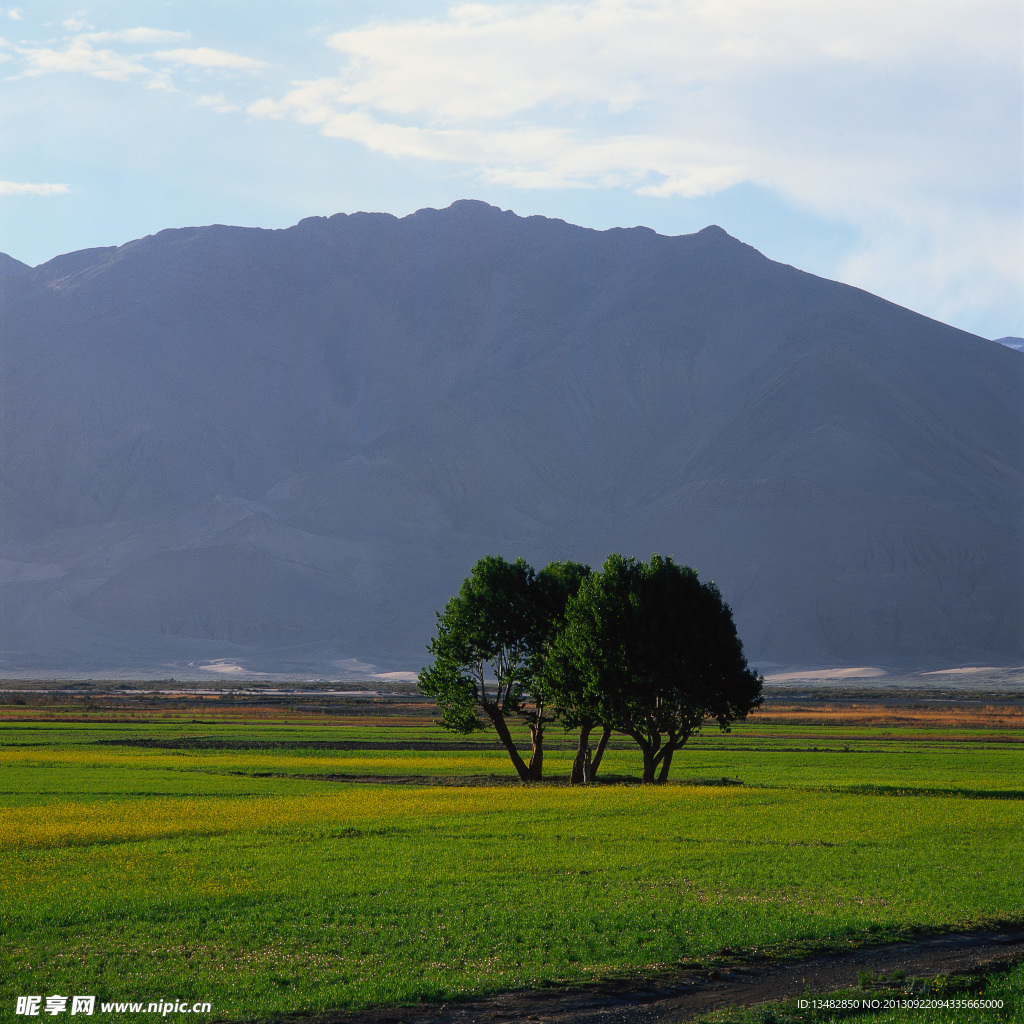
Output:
[
  {"left": 418, "top": 555, "right": 590, "bottom": 780},
  {"left": 418, "top": 556, "right": 533, "bottom": 730},
  {"left": 420, "top": 552, "right": 760, "bottom": 783},
  {"left": 551, "top": 553, "right": 763, "bottom": 782}
]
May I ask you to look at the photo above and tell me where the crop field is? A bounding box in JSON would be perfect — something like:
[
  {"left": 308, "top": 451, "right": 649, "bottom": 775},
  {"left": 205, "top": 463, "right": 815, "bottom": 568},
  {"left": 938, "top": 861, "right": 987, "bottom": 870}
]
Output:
[{"left": 2, "top": 685, "right": 1023, "bottom": 1021}]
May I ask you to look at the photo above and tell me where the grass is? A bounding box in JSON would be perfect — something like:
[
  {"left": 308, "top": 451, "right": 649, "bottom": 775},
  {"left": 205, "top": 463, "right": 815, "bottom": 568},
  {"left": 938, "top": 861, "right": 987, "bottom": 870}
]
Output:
[
  {"left": 5, "top": 788, "right": 1024, "bottom": 1015},
  {"left": 2, "top": 698, "right": 1023, "bottom": 1019},
  {"left": 3, "top": 725, "right": 1022, "bottom": 798}
]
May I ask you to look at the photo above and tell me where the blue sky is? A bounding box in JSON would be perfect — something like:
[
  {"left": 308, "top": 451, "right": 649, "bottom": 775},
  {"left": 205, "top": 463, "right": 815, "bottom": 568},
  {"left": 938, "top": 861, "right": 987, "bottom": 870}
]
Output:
[{"left": 1, "top": 0, "right": 1020, "bottom": 339}]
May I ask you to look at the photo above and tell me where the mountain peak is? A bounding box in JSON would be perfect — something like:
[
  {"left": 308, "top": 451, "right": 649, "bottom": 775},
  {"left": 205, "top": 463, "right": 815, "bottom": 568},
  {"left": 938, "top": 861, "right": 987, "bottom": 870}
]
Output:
[
  {"left": 444, "top": 199, "right": 506, "bottom": 214},
  {"left": 408, "top": 199, "right": 516, "bottom": 224}
]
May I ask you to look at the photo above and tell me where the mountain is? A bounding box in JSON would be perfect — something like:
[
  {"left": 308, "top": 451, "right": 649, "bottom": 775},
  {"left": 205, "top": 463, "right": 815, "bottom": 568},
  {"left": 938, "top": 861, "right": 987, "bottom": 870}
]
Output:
[
  {"left": 1, "top": 200, "right": 1021, "bottom": 677},
  {"left": 995, "top": 337, "right": 1024, "bottom": 353},
  {"left": 0, "top": 253, "right": 29, "bottom": 279}
]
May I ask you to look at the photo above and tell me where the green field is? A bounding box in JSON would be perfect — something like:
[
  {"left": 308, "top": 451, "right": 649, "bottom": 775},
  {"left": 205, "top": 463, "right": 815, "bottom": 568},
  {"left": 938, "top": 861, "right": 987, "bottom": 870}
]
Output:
[{"left": 2, "top": 700, "right": 1023, "bottom": 1021}]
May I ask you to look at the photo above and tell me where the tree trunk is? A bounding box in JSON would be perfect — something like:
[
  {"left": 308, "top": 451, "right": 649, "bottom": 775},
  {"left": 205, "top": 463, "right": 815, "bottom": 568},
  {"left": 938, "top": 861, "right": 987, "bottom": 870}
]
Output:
[
  {"left": 484, "top": 705, "right": 532, "bottom": 781},
  {"left": 571, "top": 722, "right": 593, "bottom": 784},
  {"left": 656, "top": 745, "right": 675, "bottom": 783},
  {"left": 527, "top": 721, "right": 544, "bottom": 781},
  {"left": 640, "top": 744, "right": 657, "bottom": 783},
  {"left": 590, "top": 725, "right": 612, "bottom": 777}
]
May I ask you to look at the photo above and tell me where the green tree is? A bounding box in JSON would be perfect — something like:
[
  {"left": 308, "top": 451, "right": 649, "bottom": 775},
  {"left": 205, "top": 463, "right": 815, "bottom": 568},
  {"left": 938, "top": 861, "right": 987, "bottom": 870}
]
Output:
[
  {"left": 553, "top": 553, "right": 762, "bottom": 783},
  {"left": 417, "top": 555, "right": 590, "bottom": 781}
]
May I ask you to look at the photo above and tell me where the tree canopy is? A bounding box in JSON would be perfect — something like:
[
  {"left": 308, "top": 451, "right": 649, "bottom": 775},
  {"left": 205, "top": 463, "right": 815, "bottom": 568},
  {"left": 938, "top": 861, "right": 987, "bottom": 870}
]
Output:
[
  {"left": 417, "top": 555, "right": 590, "bottom": 781},
  {"left": 551, "top": 553, "right": 763, "bottom": 782},
  {"left": 419, "top": 552, "right": 762, "bottom": 783}
]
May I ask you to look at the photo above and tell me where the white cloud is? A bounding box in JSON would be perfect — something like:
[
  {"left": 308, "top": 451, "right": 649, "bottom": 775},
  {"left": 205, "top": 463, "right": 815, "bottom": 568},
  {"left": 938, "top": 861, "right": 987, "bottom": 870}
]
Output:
[
  {"left": 0, "top": 180, "right": 70, "bottom": 195},
  {"left": 144, "top": 72, "right": 176, "bottom": 92},
  {"left": 5, "top": 25, "right": 263, "bottom": 88},
  {"left": 153, "top": 46, "right": 266, "bottom": 71},
  {"left": 195, "top": 91, "right": 240, "bottom": 113},
  {"left": 7, "top": 8, "right": 21, "bottom": 20},
  {"left": 249, "top": 0, "right": 1022, "bottom": 328},
  {"left": 86, "top": 28, "right": 191, "bottom": 44},
  {"left": 305, "top": 0, "right": 1018, "bottom": 122},
  {"left": 15, "top": 37, "right": 151, "bottom": 80}
]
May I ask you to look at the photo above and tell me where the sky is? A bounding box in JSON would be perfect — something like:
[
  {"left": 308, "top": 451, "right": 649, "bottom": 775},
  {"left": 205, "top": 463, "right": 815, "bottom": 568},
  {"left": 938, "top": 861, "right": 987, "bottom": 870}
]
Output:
[{"left": 0, "top": 0, "right": 1021, "bottom": 339}]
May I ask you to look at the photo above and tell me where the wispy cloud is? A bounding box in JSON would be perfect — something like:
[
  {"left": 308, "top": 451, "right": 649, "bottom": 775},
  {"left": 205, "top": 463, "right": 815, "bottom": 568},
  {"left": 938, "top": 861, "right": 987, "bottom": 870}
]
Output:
[
  {"left": 86, "top": 28, "right": 192, "bottom": 44},
  {"left": 6, "top": 22, "right": 264, "bottom": 88},
  {"left": 251, "top": 0, "right": 1017, "bottom": 192},
  {"left": 15, "top": 37, "right": 151, "bottom": 81},
  {"left": 0, "top": 180, "right": 70, "bottom": 196},
  {"left": 153, "top": 46, "right": 266, "bottom": 71},
  {"left": 195, "top": 92, "right": 241, "bottom": 114}
]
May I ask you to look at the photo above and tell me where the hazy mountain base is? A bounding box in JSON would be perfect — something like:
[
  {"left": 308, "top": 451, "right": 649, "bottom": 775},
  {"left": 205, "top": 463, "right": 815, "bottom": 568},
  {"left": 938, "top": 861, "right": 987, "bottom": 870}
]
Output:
[{"left": 1, "top": 202, "right": 1021, "bottom": 675}]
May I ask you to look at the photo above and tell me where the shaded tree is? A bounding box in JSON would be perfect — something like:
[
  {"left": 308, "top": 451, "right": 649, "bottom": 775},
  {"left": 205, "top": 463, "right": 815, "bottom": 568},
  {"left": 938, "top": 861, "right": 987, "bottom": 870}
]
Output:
[
  {"left": 417, "top": 555, "right": 589, "bottom": 781},
  {"left": 553, "top": 553, "right": 762, "bottom": 783}
]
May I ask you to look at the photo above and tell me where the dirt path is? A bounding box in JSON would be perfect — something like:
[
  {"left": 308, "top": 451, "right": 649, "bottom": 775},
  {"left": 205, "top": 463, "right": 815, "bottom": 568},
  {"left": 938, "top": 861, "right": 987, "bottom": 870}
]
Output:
[{"left": 322, "top": 927, "right": 1024, "bottom": 1024}]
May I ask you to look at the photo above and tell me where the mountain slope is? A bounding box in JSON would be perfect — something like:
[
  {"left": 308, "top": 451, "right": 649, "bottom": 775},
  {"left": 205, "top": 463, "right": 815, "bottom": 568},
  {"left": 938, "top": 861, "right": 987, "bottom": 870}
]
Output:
[{"left": 1, "top": 201, "right": 1021, "bottom": 675}]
